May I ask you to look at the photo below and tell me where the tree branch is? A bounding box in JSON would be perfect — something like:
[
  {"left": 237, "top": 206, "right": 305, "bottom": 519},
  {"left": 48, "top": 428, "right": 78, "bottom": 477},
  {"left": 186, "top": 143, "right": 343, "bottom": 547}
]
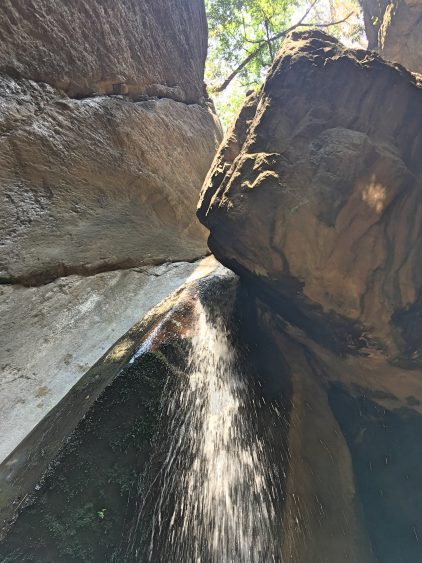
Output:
[
  {"left": 290, "top": 12, "right": 354, "bottom": 31},
  {"left": 247, "top": 0, "right": 319, "bottom": 44},
  {"left": 265, "top": 19, "right": 274, "bottom": 60},
  {"left": 211, "top": 48, "right": 265, "bottom": 93},
  {"left": 210, "top": 6, "right": 354, "bottom": 94}
]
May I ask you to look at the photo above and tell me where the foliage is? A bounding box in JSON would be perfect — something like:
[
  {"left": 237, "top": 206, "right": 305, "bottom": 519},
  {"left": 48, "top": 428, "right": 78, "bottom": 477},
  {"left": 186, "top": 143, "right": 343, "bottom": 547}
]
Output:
[
  {"left": 97, "top": 508, "right": 107, "bottom": 520},
  {"left": 206, "top": 0, "right": 298, "bottom": 89},
  {"left": 205, "top": 0, "right": 365, "bottom": 128}
]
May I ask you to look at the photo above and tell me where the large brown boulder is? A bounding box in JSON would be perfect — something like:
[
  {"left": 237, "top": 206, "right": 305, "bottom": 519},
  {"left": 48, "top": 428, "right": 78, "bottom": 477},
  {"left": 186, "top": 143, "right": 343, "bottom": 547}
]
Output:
[
  {"left": 0, "top": 0, "right": 208, "bottom": 102},
  {"left": 198, "top": 30, "right": 422, "bottom": 365},
  {"left": 198, "top": 34, "right": 422, "bottom": 560},
  {"left": 359, "top": 0, "right": 422, "bottom": 74}
]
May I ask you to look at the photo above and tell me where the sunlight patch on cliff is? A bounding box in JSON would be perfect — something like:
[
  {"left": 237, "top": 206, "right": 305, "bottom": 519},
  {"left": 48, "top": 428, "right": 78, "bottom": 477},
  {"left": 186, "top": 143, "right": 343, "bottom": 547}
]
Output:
[{"left": 362, "top": 179, "right": 386, "bottom": 214}]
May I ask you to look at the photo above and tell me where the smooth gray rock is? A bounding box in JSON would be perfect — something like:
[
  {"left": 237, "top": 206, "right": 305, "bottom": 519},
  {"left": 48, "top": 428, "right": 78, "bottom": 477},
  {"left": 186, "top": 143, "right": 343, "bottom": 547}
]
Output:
[{"left": 0, "top": 257, "right": 219, "bottom": 463}]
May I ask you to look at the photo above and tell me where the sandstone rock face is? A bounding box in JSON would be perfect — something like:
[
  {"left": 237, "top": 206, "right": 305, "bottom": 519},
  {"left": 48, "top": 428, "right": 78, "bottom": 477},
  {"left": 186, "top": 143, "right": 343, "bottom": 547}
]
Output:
[
  {"left": 199, "top": 36, "right": 422, "bottom": 560},
  {"left": 0, "top": 0, "right": 222, "bottom": 486},
  {"left": 0, "top": 75, "right": 220, "bottom": 283},
  {"left": 198, "top": 31, "right": 422, "bottom": 365},
  {"left": 0, "top": 0, "right": 208, "bottom": 102},
  {"left": 0, "top": 0, "right": 223, "bottom": 284},
  {"left": 359, "top": 0, "right": 422, "bottom": 74}
]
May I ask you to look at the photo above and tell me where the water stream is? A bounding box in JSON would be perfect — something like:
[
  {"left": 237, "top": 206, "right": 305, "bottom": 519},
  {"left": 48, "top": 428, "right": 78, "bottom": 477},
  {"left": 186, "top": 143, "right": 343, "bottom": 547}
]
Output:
[
  {"left": 2, "top": 273, "right": 422, "bottom": 562},
  {"left": 126, "top": 278, "right": 287, "bottom": 562},
  {"left": 0, "top": 273, "right": 291, "bottom": 562}
]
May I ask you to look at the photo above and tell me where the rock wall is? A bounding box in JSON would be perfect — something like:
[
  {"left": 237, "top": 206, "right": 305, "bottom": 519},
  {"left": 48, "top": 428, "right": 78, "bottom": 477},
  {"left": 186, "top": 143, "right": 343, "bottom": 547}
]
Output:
[
  {"left": 0, "top": 0, "right": 222, "bottom": 284},
  {"left": 0, "top": 76, "right": 220, "bottom": 284},
  {"left": 198, "top": 31, "right": 422, "bottom": 561},
  {"left": 359, "top": 0, "right": 422, "bottom": 74},
  {"left": 0, "top": 0, "right": 208, "bottom": 102},
  {"left": 0, "top": 0, "right": 221, "bottom": 466},
  {"left": 198, "top": 30, "right": 422, "bottom": 365}
]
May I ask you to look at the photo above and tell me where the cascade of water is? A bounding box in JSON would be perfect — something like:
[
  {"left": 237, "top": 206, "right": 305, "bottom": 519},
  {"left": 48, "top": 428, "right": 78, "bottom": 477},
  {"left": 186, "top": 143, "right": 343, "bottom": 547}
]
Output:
[{"left": 135, "top": 291, "right": 285, "bottom": 563}]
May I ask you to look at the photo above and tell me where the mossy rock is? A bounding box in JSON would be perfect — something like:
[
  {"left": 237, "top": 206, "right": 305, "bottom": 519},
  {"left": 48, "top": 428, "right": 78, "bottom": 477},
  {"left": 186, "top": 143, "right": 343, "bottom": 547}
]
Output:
[{"left": 0, "top": 349, "right": 180, "bottom": 562}]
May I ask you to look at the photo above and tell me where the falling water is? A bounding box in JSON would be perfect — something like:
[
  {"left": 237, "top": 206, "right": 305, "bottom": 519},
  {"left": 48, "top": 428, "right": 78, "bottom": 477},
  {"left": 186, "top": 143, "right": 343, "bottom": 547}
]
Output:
[{"left": 122, "top": 276, "right": 286, "bottom": 563}]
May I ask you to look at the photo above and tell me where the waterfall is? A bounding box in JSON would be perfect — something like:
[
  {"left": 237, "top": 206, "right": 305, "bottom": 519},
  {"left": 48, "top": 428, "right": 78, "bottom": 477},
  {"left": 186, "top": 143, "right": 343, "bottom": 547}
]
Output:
[{"left": 127, "top": 278, "right": 286, "bottom": 562}]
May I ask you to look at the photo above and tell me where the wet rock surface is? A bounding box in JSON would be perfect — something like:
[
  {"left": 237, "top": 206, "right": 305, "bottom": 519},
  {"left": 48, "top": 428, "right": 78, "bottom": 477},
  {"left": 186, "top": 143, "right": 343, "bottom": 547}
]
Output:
[
  {"left": 3, "top": 272, "right": 412, "bottom": 563},
  {"left": 0, "top": 349, "right": 179, "bottom": 561},
  {"left": 0, "top": 268, "right": 298, "bottom": 563},
  {"left": 253, "top": 294, "right": 422, "bottom": 563},
  {"left": 0, "top": 258, "right": 221, "bottom": 544},
  {"left": 0, "top": 260, "right": 207, "bottom": 464}
]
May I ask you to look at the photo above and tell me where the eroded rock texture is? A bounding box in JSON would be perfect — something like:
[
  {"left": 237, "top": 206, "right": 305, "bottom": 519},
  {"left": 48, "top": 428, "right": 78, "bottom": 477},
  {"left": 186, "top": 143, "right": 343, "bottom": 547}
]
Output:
[
  {"left": 0, "top": 0, "right": 208, "bottom": 102},
  {"left": 0, "top": 76, "right": 220, "bottom": 283},
  {"left": 0, "top": 0, "right": 221, "bottom": 480},
  {"left": 359, "top": 0, "right": 422, "bottom": 74},
  {"left": 198, "top": 30, "right": 422, "bottom": 366},
  {"left": 0, "top": 0, "right": 222, "bottom": 284}
]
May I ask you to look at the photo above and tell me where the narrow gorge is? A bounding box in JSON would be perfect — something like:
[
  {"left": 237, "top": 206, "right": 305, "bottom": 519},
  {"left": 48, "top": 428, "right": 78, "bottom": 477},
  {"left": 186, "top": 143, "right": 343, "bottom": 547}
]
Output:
[{"left": 0, "top": 1, "right": 421, "bottom": 562}]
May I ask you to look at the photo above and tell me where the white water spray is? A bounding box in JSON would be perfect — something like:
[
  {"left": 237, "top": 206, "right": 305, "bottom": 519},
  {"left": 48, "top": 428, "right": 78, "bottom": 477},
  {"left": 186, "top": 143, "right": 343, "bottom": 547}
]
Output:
[{"left": 143, "top": 292, "right": 284, "bottom": 562}]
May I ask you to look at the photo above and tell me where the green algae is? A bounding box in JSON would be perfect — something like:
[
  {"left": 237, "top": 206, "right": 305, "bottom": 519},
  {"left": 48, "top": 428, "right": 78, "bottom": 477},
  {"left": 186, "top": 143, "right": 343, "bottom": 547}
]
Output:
[{"left": 0, "top": 349, "right": 180, "bottom": 562}]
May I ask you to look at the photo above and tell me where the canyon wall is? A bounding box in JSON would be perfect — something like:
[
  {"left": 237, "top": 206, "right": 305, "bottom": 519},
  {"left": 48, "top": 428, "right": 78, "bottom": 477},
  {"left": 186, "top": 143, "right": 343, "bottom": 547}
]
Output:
[
  {"left": 198, "top": 30, "right": 422, "bottom": 561},
  {"left": 0, "top": 0, "right": 222, "bottom": 284},
  {"left": 198, "top": 30, "right": 422, "bottom": 365},
  {"left": 0, "top": 0, "right": 209, "bottom": 101},
  {"left": 0, "top": 0, "right": 221, "bottom": 463}
]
